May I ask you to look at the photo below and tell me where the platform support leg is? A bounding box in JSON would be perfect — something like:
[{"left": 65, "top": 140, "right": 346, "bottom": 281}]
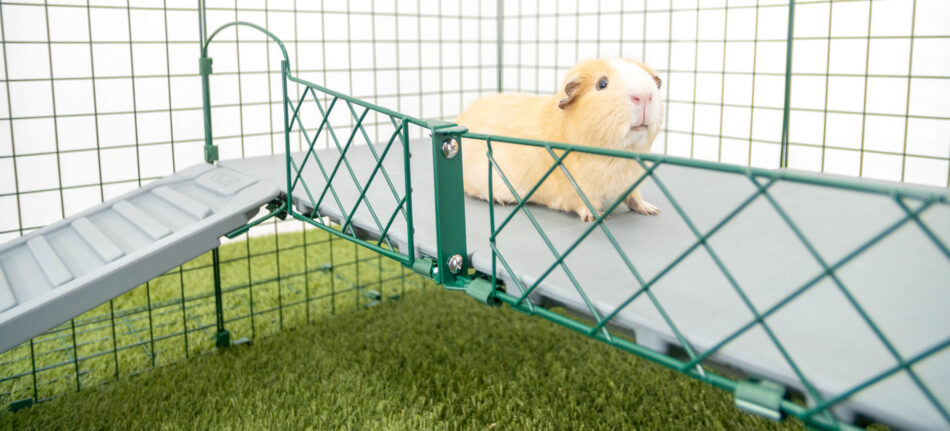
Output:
[{"left": 212, "top": 247, "right": 230, "bottom": 348}]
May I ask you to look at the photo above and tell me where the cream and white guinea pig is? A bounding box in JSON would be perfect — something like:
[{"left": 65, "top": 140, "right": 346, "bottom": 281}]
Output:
[{"left": 455, "top": 58, "right": 664, "bottom": 222}]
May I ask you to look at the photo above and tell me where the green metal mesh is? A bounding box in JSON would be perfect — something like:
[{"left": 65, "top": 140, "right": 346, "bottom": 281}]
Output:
[
  {"left": 468, "top": 131, "right": 949, "bottom": 430},
  {"left": 0, "top": 0, "right": 466, "bottom": 408},
  {"left": 1, "top": 1, "right": 948, "bottom": 429},
  {"left": 281, "top": 77, "right": 422, "bottom": 265}
]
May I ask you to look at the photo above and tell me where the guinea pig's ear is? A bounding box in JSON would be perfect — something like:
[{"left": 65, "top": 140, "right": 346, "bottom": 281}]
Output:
[
  {"left": 558, "top": 76, "right": 583, "bottom": 110},
  {"left": 653, "top": 75, "right": 662, "bottom": 89}
]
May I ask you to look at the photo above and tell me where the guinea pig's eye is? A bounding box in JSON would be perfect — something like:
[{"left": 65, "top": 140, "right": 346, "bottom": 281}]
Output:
[{"left": 597, "top": 77, "right": 608, "bottom": 90}]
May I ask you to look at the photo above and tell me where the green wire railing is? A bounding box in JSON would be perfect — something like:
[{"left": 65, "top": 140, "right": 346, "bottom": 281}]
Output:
[
  {"left": 192, "top": 16, "right": 950, "bottom": 429},
  {"left": 281, "top": 75, "right": 422, "bottom": 267},
  {"left": 193, "top": 18, "right": 950, "bottom": 430},
  {"left": 2, "top": 2, "right": 949, "bottom": 429},
  {"left": 469, "top": 131, "right": 950, "bottom": 429},
  {"left": 200, "top": 21, "right": 427, "bottom": 273}
]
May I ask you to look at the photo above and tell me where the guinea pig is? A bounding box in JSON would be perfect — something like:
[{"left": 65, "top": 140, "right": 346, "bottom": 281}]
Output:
[{"left": 455, "top": 58, "right": 664, "bottom": 222}]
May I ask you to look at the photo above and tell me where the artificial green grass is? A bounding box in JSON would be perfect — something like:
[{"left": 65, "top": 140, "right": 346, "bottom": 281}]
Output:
[
  {"left": 2, "top": 285, "right": 807, "bottom": 430},
  {"left": 0, "top": 228, "right": 414, "bottom": 405}
]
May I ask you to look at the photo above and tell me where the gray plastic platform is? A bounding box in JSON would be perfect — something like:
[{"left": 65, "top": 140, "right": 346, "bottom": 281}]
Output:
[
  {"left": 222, "top": 140, "right": 949, "bottom": 430},
  {"left": 0, "top": 164, "right": 279, "bottom": 354}
]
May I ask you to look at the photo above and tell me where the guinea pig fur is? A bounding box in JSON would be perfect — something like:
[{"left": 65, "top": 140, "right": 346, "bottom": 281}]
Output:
[{"left": 455, "top": 58, "right": 664, "bottom": 222}]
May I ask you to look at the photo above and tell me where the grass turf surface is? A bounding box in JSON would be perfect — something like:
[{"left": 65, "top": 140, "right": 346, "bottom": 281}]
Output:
[
  {"left": 0, "top": 227, "right": 413, "bottom": 403},
  {"left": 2, "top": 282, "right": 808, "bottom": 429}
]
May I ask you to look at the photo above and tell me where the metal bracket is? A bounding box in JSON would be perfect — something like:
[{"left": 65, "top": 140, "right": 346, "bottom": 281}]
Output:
[
  {"left": 199, "top": 57, "right": 213, "bottom": 75},
  {"left": 429, "top": 123, "right": 469, "bottom": 288},
  {"left": 735, "top": 379, "right": 786, "bottom": 421}
]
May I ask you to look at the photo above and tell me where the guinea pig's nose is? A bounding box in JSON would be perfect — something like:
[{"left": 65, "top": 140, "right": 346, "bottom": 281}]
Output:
[{"left": 631, "top": 94, "right": 653, "bottom": 105}]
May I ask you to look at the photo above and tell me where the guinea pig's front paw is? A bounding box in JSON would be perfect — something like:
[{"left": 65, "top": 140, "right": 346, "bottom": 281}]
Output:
[
  {"left": 576, "top": 207, "right": 602, "bottom": 222},
  {"left": 627, "top": 198, "right": 660, "bottom": 216}
]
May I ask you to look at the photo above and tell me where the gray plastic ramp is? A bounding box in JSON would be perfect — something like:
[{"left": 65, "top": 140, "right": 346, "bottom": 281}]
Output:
[
  {"left": 222, "top": 140, "right": 949, "bottom": 430},
  {"left": 0, "top": 163, "right": 279, "bottom": 354}
]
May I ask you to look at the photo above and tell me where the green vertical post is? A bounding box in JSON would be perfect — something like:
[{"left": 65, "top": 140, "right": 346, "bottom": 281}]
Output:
[
  {"left": 198, "top": 0, "right": 226, "bottom": 348},
  {"left": 198, "top": 0, "right": 217, "bottom": 164},
  {"left": 428, "top": 121, "right": 469, "bottom": 288},
  {"left": 497, "top": 0, "right": 504, "bottom": 92},
  {"left": 402, "top": 121, "right": 415, "bottom": 263},
  {"left": 779, "top": 0, "right": 796, "bottom": 168},
  {"left": 212, "top": 248, "right": 230, "bottom": 348},
  {"left": 282, "top": 60, "right": 293, "bottom": 213},
  {"left": 200, "top": 55, "right": 217, "bottom": 164}
]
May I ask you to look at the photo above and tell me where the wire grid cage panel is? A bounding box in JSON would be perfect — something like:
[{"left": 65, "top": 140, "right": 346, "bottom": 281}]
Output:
[
  {"left": 0, "top": 0, "right": 464, "bottom": 407},
  {"left": 0, "top": 0, "right": 948, "bottom": 428},
  {"left": 498, "top": 0, "right": 950, "bottom": 185}
]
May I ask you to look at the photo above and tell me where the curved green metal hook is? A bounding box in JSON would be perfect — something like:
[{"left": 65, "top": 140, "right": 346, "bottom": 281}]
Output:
[
  {"left": 200, "top": 21, "right": 294, "bottom": 164},
  {"left": 202, "top": 21, "right": 290, "bottom": 66}
]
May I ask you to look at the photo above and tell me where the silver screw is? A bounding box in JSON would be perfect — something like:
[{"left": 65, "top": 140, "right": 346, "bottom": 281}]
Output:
[
  {"left": 441, "top": 138, "right": 459, "bottom": 159},
  {"left": 447, "top": 254, "right": 464, "bottom": 274}
]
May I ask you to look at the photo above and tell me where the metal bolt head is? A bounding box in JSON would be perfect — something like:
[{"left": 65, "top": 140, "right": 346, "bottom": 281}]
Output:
[
  {"left": 447, "top": 254, "right": 464, "bottom": 274},
  {"left": 441, "top": 138, "right": 459, "bottom": 159}
]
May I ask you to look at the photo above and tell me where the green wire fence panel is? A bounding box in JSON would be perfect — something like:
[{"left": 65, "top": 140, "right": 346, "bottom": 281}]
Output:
[
  {"left": 0, "top": 227, "right": 428, "bottom": 409},
  {"left": 282, "top": 75, "right": 422, "bottom": 268},
  {"left": 0, "top": 2, "right": 438, "bottom": 410},
  {"left": 254, "top": 124, "right": 948, "bottom": 429},
  {"left": 466, "top": 133, "right": 949, "bottom": 430},
  {"left": 2, "top": 1, "right": 949, "bottom": 430},
  {"left": 200, "top": 21, "right": 431, "bottom": 271},
  {"left": 199, "top": 16, "right": 950, "bottom": 431}
]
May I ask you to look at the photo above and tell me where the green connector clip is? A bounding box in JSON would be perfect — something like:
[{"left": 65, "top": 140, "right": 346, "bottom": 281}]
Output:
[
  {"left": 412, "top": 257, "right": 437, "bottom": 280},
  {"left": 735, "top": 379, "right": 785, "bottom": 421},
  {"left": 266, "top": 198, "right": 288, "bottom": 220},
  {"left": 225, "top": 198, "right": 287, "bottom": 239},
  {"left": 424, "top": 119, "right": 457, "bottom": 130},
  {"left": 204, "top": 144, "right": 219, "bottom": 164},
  {"left": 465, "top": 278, "right": 499, "bottom": 306},
  {"left": 425, "top": 120, "right": 468, "bottom": 136},
  {"left": 8, "top": 397, "right": 33, "bottom": 412},
  {"left": 199, "top": 57, "right": 213, "bottom": 75},
  {"left": 437, "top": 125, "right": 468, "bottom": 135},
  {"left": 215, "top": 330, "right": 231, "bottom": 349}
]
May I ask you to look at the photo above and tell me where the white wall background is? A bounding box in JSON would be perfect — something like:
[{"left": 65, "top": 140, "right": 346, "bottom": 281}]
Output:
[
  {"left": 0, "top": 0, "right": 948, "bottom": 242},
  {"left": 500, "top": 0, "right": 950, "bottom": 184}
]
